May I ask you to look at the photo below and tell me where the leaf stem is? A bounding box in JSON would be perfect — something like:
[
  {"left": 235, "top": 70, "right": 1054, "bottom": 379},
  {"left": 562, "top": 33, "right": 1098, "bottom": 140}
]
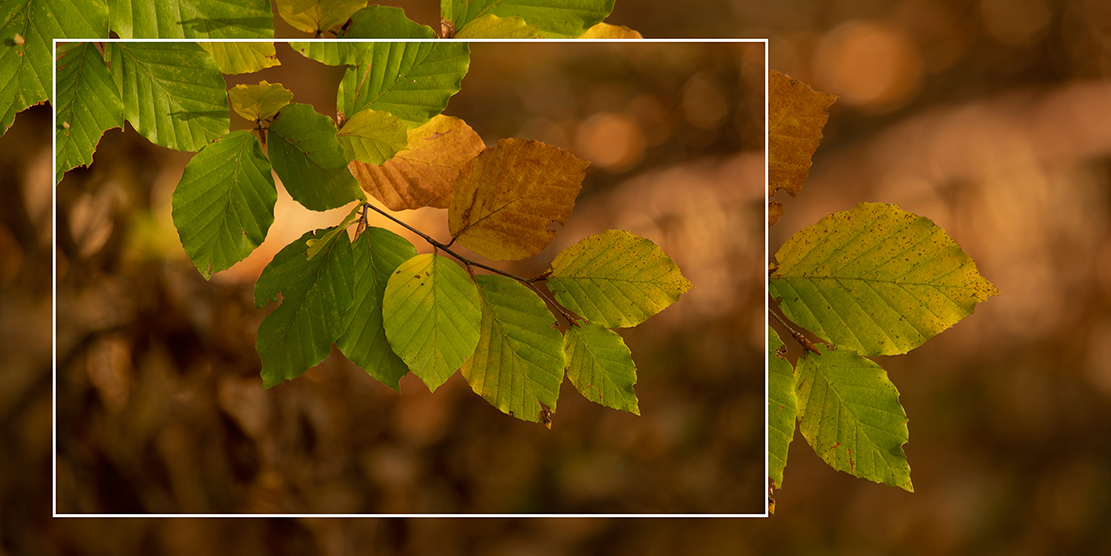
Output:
[
  {"left": 769, "top": 305, "right": 825, "bottom": 355},
  {"left": 362, "top": 203, "right": 538, "bottom": 283}
]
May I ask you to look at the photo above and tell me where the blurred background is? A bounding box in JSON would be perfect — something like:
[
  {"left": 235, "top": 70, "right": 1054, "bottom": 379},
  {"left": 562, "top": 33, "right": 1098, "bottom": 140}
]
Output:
[{"left": 2, "top": 0, "right": 1111, "bottom": 553}]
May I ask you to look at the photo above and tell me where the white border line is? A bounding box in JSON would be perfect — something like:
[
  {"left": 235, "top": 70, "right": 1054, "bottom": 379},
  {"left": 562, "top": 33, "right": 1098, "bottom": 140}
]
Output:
[{"left": 49, "top": 36, "right": 764, "bottom": 518}]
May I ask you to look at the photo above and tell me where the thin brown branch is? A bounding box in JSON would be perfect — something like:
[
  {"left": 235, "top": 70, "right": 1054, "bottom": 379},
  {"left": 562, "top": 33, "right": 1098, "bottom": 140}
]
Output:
[{"left": 769, "top": 306, "right": 825, "bottom": 355}]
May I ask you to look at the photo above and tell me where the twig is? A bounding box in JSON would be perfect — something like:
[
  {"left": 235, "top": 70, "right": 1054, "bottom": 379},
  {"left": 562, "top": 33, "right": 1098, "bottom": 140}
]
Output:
[
  {"left": 362, "top": 203, "right": 538, "bottom": 284},
  {"left": 769, "top": 307, "right": 825, "bottom": 355}
]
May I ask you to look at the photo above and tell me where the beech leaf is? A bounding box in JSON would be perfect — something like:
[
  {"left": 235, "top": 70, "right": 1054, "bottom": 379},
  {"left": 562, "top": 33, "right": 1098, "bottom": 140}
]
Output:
[
  {"left": 768, "top": 327, "right": 797, "bottom": 490},
  {"left": 564, "top": 323, "right": 639, "bottom": 414},
  {"left": 381, "top": 253, "right": 482, "bottom": 392},
  {"left": 267, "top": 102, "right": 363, "bottom": 211},
  {"left": 228, "top": 81, "right": 294, "bottom": 122},
  {"left": 336, "top": 108, "right": 408, "bottom": 165},
  {"left": 448, "top": 138, "right": 588, "bottom": 261},
  {"left": 275, "top": 0, "right": 366, "bottom": 34},
  {"left": 795, "top": 347, "right": 912, "bottom": 492},
  {"left": 440, "top": 0, "right": 614, "bottom": 38},
  {"left": 461, "top": 275, "right": 565, "bottom": 423},
  {"left": 55, "top": 42, "right": 123, "bottom": 180},
  {"left": 455, "top": 14, "right": 541, "bottom": 38},
  {"left": 350, "top": 115, "right": 485, "bottom": 211},
  {"left": 768, "top": 70, "right": 836, "bottom": 199},
  {"left": 336, "top": 227, "right": 418, "bottom": 390},
  {"left": 199, "top": 42, "right": 279, "bottom": 74},
  {"left": 770, "top": 202, "right": 999, "bottom": 356},
  {"left": 546, "top": 230, "right": 693, "bottom": 328}
]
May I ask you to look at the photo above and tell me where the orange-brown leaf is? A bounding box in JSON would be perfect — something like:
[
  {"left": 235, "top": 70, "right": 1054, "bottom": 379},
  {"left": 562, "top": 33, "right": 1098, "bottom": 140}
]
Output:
[
  {"left": 449, "top": 138, "right": 589, "bottom": 261},
  {"left": 349, "top": 115, "right": 486, "bottom": 211},
  {"left": 769, "top": 201, "right": 784, "bottom": 227},
  {"left": 769, "top": 71, "right": 836, "bottom": 198}
]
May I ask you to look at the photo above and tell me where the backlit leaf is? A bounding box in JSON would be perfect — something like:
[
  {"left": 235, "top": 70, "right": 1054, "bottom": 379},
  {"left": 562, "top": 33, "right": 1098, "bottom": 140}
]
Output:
[
  {"left": 564, "top": 323, "right": 638, "bottom": 415},
  {"left": 546, "top": 230, "right": 693, "bottom": 328},
  {"left": 770, "top": 202, "right": 999, "bottom": 356},
  {"left": 448, "top": 138, "right": 588, "bottom": 261},
  {"left": 288, "top": 41, "right": 371, "bottom": 67},
  {"left": 768, "top": 70, "right": 836, "bottom": 199},
  {"left": 171, "top": 130, "right": 276, "bottom": 279},
  {"left": 275, "top": 0, "right": 366, "bottom": 34},
  {"left": 382, "top": 253, "right": 481, "bottom": 392},
  {"left": 580, "top": 22, "right": 641, "bottom": 38},
  {"left": 267, "top": 102, "right": 363, "bottom": 211},
  {"left": 55, "top": 42, "right": 122, "bottom": 180},
  {"left": 336, "top": 41, "right": 470, "bottom": 127},
  {"left": 343, "top": 5, "right": 435, "bottom": 38},
  {"left": 440, "top": 0, "right": 614, "bottom": 38},
  {"left": 768, "top": 327, "right": 796, "bottom": 489},
  {"left": 0, "top": 0, "right": 108, "bottom": 133},
  {"left": 199, "top": 42, "right": 279, "bottom": 74},
  {"left": 107, "top": 42, "right": 229, "bottom": 152},
  {"left": 108, "top": 0, "right": 273, "bottom": 38},
  {"left": 795, "top": 347, "right": 912, "bottom": 492},
  {"left": 455, "top": 14, "right": 540, "bottom": 39},
  {"left": 461, "top": 275, "right": 565, "bottom": 423},
  {"left": 336, "top": 227, "right": 417, "bottom": 390},
  {"left": 255, "top": 228, "right": 354, "bottom": 388},
  {"left": 306, "top": 201, "right": 360, "bottom": 260},
  {"left": 336, "top": 108, "right": 407, "bottom": 164},
  {"left": 228, "top": 81, "right": 294, "bottom": 122},
  {"left": 350, "top": 114, "right": 485, "bottom": 211}
]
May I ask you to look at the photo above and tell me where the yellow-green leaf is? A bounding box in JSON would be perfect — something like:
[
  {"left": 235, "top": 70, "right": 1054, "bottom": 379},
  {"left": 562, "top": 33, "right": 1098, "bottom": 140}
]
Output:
[
  {"left": 546, "top": 230, "right": 693, "bottom": 328},
  {"left": 455, "top": 14, "right": 541, "bottom": 38},
  {"left": 461, "top": 275, "right": 565, "bottom": 423},
  {"left": 768, "top": 327, "right": 796, "bottom": 489},
  {"left": 275, "top": 0, "right": 367, "bottom": 34},
  {"left": 350, "top": 115, "right": 485, "bottom": 211},
  {"left": 564, "top": 323, "right": 639, "bottom": 414},
  {"left": 796, "top": 347, "right": 912, "bottom": 492},
  {"left": 448, "top": 138, "right": 588, "bottom": 261},
  {"left": 228, "top": 81, "right": 294, "bottom": 122},
  {"left": 200, "top": 42, "right": 279, "bottom": 74},
  {"left": 769, "top": 70, "right": 836, "bottom": 198},
  {"left": 770, "top": 202, "right": 999, "bottom": 356},
  {"left": 580, "top": 22, "right": 642, "bottom": 38},
  {"left": 336, "top": 108, "right": 407, "bottom": 164}
]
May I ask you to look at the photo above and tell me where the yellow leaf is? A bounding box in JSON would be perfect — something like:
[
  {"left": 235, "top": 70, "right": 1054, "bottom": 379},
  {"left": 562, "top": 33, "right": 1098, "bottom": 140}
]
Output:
[
  {"left": 768, "top": 71, "right": 836, "bottom": 199},
  {"left": 199, "top": 42, "right": 280, "bottom": 74},
  {"left": 276, "top": 0, "right": 367, "bottom": 34},
  {"left": 349, "top": 115, "right": 485, "bottom": 211},
  {"left": 580, "top": 23, "right": 643, "bottom": 39},
  {"left": 455, "top": 14, "right": 541, "bottom": 38},
  {"left": 228, "top": 81, "right": 294, "bottom": 122},
  {"left": 449, "top": 138, "right": 589, "bottom": 261}
]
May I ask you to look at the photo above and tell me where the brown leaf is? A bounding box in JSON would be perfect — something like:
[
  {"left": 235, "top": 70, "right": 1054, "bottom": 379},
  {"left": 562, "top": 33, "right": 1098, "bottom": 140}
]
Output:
[
  {"left": 769, "top": 201, "right": 784, "bottom": 227},
  {"left": 349, "top": 115, "right": 485, "bottom": 211},
  {"left": 449, "top": 138, "right": 589, "bottom": 261},
  {"left": 769, "top": 71, "right": 836, "bottom": 199}
]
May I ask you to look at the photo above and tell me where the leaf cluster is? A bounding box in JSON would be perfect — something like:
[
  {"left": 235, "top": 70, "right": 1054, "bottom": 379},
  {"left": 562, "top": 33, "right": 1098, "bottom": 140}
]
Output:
[
  {"left": 55, "top": 39, "right": 691, "bottom": 426},
  {"left": 766, "top": 72, "right": 999, "bottom": 510}
]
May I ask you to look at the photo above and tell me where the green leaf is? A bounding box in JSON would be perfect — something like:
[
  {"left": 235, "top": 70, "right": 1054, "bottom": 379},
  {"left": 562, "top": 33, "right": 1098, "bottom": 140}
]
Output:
[
  {"left": 267, "top": 102, "right": 363, "bottom": 211},
  {"left": 255, "top": 228, "right": 354, "bottom": 388},
  {"left": 306, "top": 201, "right": 360, "bottom": 260},
  {"left": 564, "top": 323, "right": 638, "bottom": 415},
  {"left": 55, "top": 42, "right": 123, "bottom": 180},
  {"left": 336, "top": 42, "right": 470, "bottom": 127},
  {"left": 288, "top": 41, "right": 371, "bottom": 67},
  {"left": 199, "top": 42, "right": 279, "bottom": 74},
  {"left": 228, "top": 81, "right": 294, "bottom": 122},
  {"left": 770, "top": 202, "right": 999, "bottom": 357},
  {"left": 171, "top": 130, "right": 276, "bottom": 279},
  {"left": 108, "top": 0, "right": 273, "bottom": 38},
  {"left": 382, "top": 253, "right": 481, "bottom": 392},
  {"left": 0, "top": 0, "right": 108, "bottom": 133},
  {"left": 795, "top": 347, "right": 912, "bottom": 491},
  {"left": 275, "top": 0, "right": 365, "bottom": 34},
  {"left": 107, "top": 42, "right": 229, "bottom": 152},
  {"left": 767, "top": 327, "right": 797, "bottom": 490},
  {"left": 547, "top": 230, "right": 694, "bottom": 328},
  {"left": 448, "top": 138, "right": 589, "bottom": 261},
  {"left": 455, "top": 14, "right": 540, "bottom": 38},
  {"left": 342, "top": 5, "right": 435, "bottom": 38},
  {"left": 441, "top": 0, "right": 614, "bottom": 38},
  {"left": 336, "top": 108, "right": 407, "bottom": 164},
  {"left": 461, "top": 275, "right": 565, "bottom": 423},
  {"left": 336, "top": 227, "right": 417, "bottom": 390}
]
